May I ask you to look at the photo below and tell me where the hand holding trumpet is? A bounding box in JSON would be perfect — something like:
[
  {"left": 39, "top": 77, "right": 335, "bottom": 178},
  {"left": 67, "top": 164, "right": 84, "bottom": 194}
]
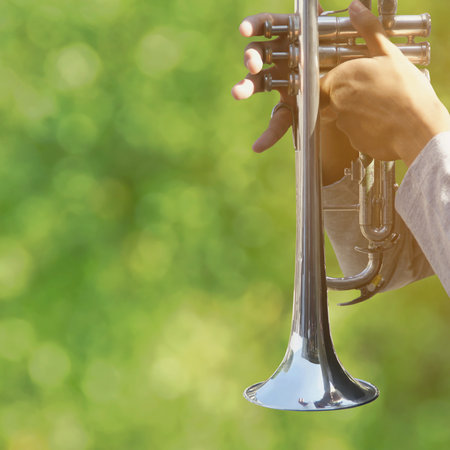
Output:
[{"left": 232, "top": 0, "right": 450, "bottom": 178}]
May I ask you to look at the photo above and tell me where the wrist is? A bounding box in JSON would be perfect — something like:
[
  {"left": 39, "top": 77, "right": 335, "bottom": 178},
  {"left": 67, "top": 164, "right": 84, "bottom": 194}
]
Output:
[{"left": 399, "top": 104, "right": 450, "bottom": 167}]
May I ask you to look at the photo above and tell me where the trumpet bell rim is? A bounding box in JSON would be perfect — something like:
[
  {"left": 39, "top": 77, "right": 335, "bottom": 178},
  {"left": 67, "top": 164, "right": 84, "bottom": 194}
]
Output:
[{"left": 243, "top": 379, "right": 379, "bottom": 411}]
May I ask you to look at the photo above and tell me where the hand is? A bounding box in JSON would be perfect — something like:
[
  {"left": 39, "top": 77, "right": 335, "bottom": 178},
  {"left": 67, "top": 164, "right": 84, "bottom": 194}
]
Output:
[
  {"left": 231, "top": 12, "right": 296, "bottom": 153},
  {"left": 231, "top": 7, "right": 358, "bottom": 185},
  {"left": 321, "top": 0, "right": 450, "bottom": 167}
]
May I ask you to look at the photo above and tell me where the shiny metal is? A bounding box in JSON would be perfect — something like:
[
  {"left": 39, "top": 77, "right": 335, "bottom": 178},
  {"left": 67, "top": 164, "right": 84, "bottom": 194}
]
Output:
[
  {"left": 264, "top": 15, "right": 300, "bottom": 41},
  {"left": 264, "top": 72, "right": 299, "bottom": 96},
  {"left": 320, "top": 8, "right": 349, "bottom": 17},
  {"left": 264, "top": 14, "right": 431, "bottom": 40},
  {"left": 379, "top": 0, "right": 398, "bottom": 28},
  {"left": 271, "top": 102, "right": 295, "bottom": 119},
  {"left": 243, "top": 0, "right": 379, "bottom": 411},
  {"left": 267, "top": 42, "right": 430, "bottom": 70},
  {"left": 320, "top": 42, "right": 430, "bottom": 68},
  {"left": 319, "top": 14, "right": 430, "bottom": 41}
]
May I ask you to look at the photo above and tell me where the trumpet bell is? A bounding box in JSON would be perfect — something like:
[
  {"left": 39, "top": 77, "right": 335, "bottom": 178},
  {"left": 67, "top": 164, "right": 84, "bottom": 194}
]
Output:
[{"left": 244, "top": 332, "right": 379, "bottom": 411}]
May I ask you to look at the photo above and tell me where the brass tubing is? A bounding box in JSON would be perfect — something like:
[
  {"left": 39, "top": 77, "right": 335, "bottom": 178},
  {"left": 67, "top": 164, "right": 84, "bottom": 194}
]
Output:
[
  {"left": 318, "top": 14, "right": 430, "bottom": 40},
  {"left": 319, "top": 42, "right": 430, "bottom": 69},
  {"left": 264, "top": 14, "right": 431, "bottom": 40},
  {"left": 268, "top": 43, "right": 430, "bottom": 69}
]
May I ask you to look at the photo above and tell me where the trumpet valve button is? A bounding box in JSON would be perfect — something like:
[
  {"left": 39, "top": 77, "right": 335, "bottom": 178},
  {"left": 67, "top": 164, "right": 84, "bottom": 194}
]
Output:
[
  {"left": 288, "top": 45, "right": 300, "bottom": 68},
  {"left": 264, "top": 20, "right": 274, "bottom": 39}
]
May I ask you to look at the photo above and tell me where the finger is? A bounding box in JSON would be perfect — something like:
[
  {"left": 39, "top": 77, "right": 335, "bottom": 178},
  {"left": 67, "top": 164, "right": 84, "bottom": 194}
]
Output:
[
  {"left": 245, "top": 48, "right": 264, "bottom": 74},
  {"left": 231, "top": 78, "right": 256, "bottom": 100},
  {"left": 240, "top": 7, "right": 324, "bottom": 38},
  {"left": 244, "top": 38, "right": 285, "bottom": 74},
  {"left": 240, "top": 13, "right": 290, "bottom": 37},
  {"left": 232, "top": 68, "right": 288, "bottom": 100},
  {"left": 348, "top": 0, "right": 401, "bottom": 57},
  {"left": 253, "top": 104, "right": 293, "bottom": 152}
]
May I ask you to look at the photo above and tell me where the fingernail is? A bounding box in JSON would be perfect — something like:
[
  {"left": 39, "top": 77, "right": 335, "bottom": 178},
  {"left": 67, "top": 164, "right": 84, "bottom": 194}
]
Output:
[
  {"left": 239, "top": 20, "right": 252, "bottom": 36},
  {"left": 350, "top": 0, "right": 367, "bottom": 13}
]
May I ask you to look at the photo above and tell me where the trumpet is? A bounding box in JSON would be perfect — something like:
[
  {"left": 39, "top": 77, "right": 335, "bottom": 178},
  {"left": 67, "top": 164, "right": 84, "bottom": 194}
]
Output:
[{"left": 243, "top": 0, "right": 431, "bottom": 410}]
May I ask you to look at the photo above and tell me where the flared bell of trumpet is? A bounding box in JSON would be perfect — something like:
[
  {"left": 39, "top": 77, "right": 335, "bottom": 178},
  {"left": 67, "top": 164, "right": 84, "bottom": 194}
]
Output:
[{"left": 244, "top": 321, "right": 379, "bottom": 411}]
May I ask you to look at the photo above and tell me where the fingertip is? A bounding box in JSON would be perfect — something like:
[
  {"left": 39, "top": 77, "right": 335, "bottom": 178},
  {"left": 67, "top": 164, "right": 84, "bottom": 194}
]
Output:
[
  {"left": 244, "top": 48, "right": 263, "bottom": 74},
  {"left": 252, "top": 136, "right": 267, "bottom": 153},
  {"left": 349, "top": 0, "right": 367, "bottom": 15},
  {"left": 252, "top": 143, "right": 265, "bottom": 153},
  {"left": 231, "top": 86, "right": 239, "bottom": 100},
  {"left": 239, "top": 20, "right": 253, "bottom": 37},
  {"left": 231, "top": 79, "right": 254, "bottom": 100},
  {"left": 348, "top": 0, "right": 394, "bottom": 57},
  {"left": 231, "top": 83, "right": 244, "bottom": 100}
]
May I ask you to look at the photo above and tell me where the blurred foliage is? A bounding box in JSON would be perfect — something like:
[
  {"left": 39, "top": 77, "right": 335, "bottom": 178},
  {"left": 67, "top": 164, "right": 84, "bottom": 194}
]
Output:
[{"left": 0, "top": 0, "right": 449, "bottom": 449}]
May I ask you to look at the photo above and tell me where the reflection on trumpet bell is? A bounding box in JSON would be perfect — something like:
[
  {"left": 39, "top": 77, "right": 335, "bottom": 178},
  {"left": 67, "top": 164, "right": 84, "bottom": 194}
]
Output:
[{"left": 244, "top": 331, "right": 378, "bottom": 411}]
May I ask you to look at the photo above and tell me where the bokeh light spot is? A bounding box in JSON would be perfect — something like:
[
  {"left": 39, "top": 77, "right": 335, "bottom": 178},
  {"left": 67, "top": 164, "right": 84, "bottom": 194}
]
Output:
[
  {"left": 151, "top": 307, "right": 233, "bottom": 408},
  {"left": 0, "top": 319, "right": 35, "bottom": 361},
  {"left": 125, "top": 232, "right": 173, "bottom": 282},
  {"left": 79, "top": 0, "right": 123, "bottom": 24},
  {"left": 135, "top": 29, "right": 180, "bottom": 77},
  {"left": 28, "top": 342, "right": 71, "bottom": 388},
  {"left": 7, "top": 432, "right": 47, "bottom": 450},
  {"left": 81, "top": 360, "right": 121, "bottom": 403},
  {"left": 54, "top": 43, "right": 101, "bottom": 89},
  {"left": 149, "top": 356, "right": 190, "bottom": 400},
  {"left": 0, "top": 239, "right": 33, "bottom": 301},
  {"left": 49, "top": 415, "right": 90, "bottom": 450}
]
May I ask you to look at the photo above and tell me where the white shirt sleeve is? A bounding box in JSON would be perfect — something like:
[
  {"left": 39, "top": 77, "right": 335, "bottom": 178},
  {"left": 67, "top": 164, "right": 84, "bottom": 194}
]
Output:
[
  {"left": 323, "top": 165, "right": 434, "bottom": 294},
  {"left": 395, "top": 131, "right": 450, "bottom": 296}
]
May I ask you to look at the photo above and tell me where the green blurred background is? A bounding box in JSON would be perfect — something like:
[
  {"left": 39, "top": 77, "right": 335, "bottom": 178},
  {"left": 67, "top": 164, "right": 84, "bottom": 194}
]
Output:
[{"left": 0, "top": 0, "right": 449, "bottom": 449}]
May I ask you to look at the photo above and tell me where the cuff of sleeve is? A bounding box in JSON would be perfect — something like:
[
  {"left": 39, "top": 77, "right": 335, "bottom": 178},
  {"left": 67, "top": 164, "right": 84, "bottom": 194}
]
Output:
[{"left": 396, "top": 131, "right": 450, "bottom": 218}]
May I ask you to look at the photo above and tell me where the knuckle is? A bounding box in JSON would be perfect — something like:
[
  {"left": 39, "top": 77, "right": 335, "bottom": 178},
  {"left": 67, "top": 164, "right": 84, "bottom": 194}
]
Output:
[{"left": 244, "top": 42, "right": 260, "bottom": 53}]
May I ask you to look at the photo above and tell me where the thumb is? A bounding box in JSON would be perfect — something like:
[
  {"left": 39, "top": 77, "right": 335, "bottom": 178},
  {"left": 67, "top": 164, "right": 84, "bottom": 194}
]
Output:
[{"left": 349, "top": 0, "right": 400, "bottom": 57}]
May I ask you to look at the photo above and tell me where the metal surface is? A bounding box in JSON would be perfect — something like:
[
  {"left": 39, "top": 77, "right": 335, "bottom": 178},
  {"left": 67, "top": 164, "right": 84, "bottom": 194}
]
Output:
[
  {"left": 243, "top": 0, "right": 379, "bottom": 411},
  {"left": 379, "top": 0, "right": 398, "bottom": 28},
  {"left": 319, "top": 43, "right": 429, "bottom": 68},
  {"left": 318, "top": 13, "right": 430, "bottom": 41},
  {"left": 264, "top": 14, "right": 431, "bottom": 41},
  {"left": 266, "top": 42, "right": 430, "bottom": 69}
]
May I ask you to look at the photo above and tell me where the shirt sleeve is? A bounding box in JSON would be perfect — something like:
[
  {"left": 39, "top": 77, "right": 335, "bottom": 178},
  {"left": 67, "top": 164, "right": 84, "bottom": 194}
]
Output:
[
  {"left": 323, "top": 167, "right": 434, "bottom": 293},
  {"left": 395, "top": 131, "right": 450, "bottom": 296}
]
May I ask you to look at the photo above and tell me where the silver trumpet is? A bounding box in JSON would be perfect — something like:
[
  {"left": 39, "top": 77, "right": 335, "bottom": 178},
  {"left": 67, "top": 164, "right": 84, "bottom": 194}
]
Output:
[{"left": 244, "top": 0, "right": 431, "bottom": 410}]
